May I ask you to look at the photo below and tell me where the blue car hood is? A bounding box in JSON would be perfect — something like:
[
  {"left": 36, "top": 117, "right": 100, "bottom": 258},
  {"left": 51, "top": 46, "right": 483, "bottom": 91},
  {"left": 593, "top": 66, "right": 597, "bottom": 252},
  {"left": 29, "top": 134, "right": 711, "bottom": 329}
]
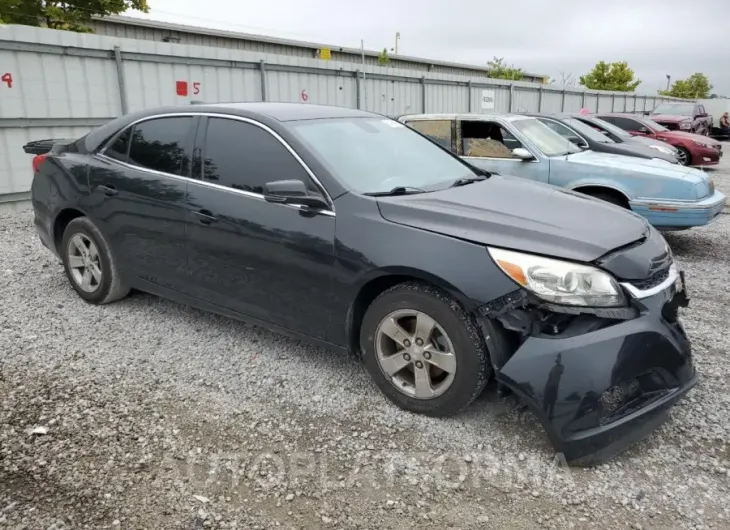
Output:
[{"left": 564, "top": 150, "right": 707, "bottom": 184}]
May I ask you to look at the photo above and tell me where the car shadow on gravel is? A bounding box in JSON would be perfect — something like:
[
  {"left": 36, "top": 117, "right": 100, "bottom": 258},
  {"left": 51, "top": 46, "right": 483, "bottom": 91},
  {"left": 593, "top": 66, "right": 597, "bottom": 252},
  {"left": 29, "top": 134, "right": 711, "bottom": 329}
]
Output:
[{"left": 663, "top": 220, "right": 730, "bottom": 261}]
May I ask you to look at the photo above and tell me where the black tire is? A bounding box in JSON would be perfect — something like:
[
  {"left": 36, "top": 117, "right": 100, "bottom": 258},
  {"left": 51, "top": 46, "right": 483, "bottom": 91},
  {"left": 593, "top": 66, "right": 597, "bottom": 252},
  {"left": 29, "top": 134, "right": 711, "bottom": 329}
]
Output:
[
  {"left": 676, "top": 147, "right": 691, "bottom": 166},
  {"left": 359, "top": 282, "right": 491, "bottom": 417},
  {"left": 585, "top": 191, "right": 627, "bottom": 209},
  {"left": 61, "top": 217, "right": 130, "bottom": 305}
]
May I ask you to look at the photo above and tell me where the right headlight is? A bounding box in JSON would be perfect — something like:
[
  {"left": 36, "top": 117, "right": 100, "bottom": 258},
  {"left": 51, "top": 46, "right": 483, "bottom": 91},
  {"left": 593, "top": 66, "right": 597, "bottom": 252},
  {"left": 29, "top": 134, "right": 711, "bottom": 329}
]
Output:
[{"left": 488, "top": 247, "right": 627, "bottom": 307}]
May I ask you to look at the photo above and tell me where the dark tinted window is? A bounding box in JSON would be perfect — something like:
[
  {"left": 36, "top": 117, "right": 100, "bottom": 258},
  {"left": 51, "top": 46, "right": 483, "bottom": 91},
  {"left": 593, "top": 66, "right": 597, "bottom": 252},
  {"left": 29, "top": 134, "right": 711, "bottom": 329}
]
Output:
[
  {"left": 105, "top": 128, "right": 131, "bottom": 162},
  {"left": 128, "top": 117, "right": 194, "bottom": 176},
  {"left": 600, "top": 116, "right": 641, "bottom": 132},
  {"left": 203, "top": 118, "right": 315, "bottom": 194}
]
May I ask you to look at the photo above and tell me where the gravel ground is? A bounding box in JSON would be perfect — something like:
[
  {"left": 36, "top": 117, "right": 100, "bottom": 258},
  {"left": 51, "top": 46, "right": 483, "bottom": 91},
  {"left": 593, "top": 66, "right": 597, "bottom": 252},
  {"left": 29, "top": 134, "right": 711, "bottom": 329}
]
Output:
[{"left": 1, "top": 149, "right": 729, "bottom": 529}]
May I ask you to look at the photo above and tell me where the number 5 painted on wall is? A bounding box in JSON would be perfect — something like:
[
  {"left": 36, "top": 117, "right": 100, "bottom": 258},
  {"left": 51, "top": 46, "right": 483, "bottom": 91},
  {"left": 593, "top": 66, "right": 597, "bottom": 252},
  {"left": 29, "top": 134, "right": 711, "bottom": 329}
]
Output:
[
  {"left": 1, "top": 73, "right": 12, "bottom": 88},
  {"left": 193, "top": 82, "right": 200, "bottom": 95}
]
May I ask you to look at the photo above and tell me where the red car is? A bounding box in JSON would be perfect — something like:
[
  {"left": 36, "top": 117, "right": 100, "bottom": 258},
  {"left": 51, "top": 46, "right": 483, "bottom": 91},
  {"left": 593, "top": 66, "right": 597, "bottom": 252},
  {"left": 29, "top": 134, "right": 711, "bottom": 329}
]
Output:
[{"left": 596, "top": 113, "right": 722, "bottom": 167}]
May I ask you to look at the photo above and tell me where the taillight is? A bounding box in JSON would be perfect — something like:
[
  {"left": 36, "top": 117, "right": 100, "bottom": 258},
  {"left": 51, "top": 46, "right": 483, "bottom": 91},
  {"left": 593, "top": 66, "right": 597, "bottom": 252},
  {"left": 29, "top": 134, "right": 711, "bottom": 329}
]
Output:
[{"left": 32, "top": 154, "right": 48, "bottom": 173}]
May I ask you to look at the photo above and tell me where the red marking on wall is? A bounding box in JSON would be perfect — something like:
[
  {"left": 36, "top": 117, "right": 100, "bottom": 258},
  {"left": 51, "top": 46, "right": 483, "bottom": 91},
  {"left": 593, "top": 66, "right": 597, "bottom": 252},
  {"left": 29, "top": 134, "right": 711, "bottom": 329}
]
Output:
[
  {"left": 1, "top": 73, "right": 13, "bottom": 88},
  {"left": 176, "top": 81, "right": 189, "bottom": 96},
  {"left": 300, "top": 89, "right": 308, "bottom": 102}
]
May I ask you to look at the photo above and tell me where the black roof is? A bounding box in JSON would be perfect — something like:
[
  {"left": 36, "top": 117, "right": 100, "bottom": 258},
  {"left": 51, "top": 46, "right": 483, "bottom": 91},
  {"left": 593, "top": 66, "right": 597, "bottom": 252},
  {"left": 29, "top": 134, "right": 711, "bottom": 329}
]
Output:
[
  {"left": 194, "top": 102, "right": 375, "bottom": 122},
  {"left": 82, "top": 102, "right": 378, "bottom": 153}
]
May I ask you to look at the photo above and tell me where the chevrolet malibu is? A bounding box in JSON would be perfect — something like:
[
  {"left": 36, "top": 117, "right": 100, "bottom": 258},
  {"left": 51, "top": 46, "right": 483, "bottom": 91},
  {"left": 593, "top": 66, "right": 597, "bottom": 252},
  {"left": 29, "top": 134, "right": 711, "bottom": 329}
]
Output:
[{"left": 26, "top": 103, "right": 696, "bottom": 465}]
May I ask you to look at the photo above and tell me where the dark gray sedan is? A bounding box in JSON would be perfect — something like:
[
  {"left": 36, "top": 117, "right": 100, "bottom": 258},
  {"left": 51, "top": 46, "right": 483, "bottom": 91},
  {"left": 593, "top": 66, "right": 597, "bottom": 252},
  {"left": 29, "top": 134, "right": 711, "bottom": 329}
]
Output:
[{"left": 525, "top": 113, "right": 679, "bottom": 164}]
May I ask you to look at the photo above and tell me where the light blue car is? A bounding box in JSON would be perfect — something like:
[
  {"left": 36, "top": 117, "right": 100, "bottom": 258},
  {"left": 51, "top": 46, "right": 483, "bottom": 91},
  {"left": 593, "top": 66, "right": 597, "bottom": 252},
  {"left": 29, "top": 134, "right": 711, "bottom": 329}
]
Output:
[{"left": 398, "top": 113, "right": 726, "bottom": 230}]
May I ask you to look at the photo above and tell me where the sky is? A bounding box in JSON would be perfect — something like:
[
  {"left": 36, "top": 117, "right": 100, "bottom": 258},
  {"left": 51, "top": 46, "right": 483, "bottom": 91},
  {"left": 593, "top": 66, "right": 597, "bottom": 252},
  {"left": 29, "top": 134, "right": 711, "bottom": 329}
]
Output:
[{"left": 126, "top": 0, "right": 730, "bottom": 95}]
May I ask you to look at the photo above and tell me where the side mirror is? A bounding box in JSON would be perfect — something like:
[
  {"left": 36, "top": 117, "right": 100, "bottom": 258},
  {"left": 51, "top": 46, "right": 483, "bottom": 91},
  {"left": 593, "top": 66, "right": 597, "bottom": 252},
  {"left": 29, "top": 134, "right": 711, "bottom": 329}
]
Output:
[
  {"left": 512, "top": 147, "right": 534, "bottom": 160},
  {"left": 264, "top": 179, "right": 329, "bottom": 209},
  {"left": 567, "top": 136, "right": 588, "bottom": 148},
  {"left": 637, "top": 127, "right": 651, "bottom": 134},
  {"left": 643, "top": 111, "right": 651, "bottom": 116}
]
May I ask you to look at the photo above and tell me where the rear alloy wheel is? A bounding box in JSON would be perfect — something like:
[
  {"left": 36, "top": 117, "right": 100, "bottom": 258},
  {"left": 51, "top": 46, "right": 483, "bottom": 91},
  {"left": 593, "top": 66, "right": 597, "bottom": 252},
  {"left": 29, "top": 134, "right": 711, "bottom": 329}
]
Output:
[
  {"left": 360, "top": 282, "right": 491, "bottom": 417},
  {"left": 676, "top": 147, "right": 691, "bottom": 166},
  {"left": 61, "top": 217, "right": 130, "bottom": 305}
]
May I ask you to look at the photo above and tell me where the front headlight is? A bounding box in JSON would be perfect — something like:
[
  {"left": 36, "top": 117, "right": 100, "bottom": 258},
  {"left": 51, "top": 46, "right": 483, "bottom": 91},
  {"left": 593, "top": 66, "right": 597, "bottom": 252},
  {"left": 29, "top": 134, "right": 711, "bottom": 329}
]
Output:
[
  {"left": 488, "top": 247, "right": 627, "bottom": 307},
  {"left": 649, "top": 144, "right": 673, "bottom": 155},
  {"left": 679, "top": 121, "right": 692, "bottom": 129},
  {"left": 694, "top": 140, "right": 711, "bottom": 148}
]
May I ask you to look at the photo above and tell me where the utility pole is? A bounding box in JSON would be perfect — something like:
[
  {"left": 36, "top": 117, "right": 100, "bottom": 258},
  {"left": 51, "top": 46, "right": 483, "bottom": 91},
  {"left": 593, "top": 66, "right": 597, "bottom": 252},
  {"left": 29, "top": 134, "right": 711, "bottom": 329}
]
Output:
[
  {"left": 361, "top": 40, "right": 367, "bottom": 109},
  {"left": 665, "top": 74, "right": 671, "bottom": 92},
  {"left": 394, "top": 32, "right": 400, "bottom": 55}
]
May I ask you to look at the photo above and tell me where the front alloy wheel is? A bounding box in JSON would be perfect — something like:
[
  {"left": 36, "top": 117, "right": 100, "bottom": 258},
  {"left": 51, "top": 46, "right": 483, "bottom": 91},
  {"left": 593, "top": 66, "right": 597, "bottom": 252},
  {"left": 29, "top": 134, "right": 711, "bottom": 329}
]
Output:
[
  {"left": 360, "top": 282, "right": 491, "bottom": 417},
  {"left": 676, "top": 147, "right": 690, "bottom": 166},
  {"left": 375, "top": 309, "right": 457, "bottom": 399},
  {"left": 67, "top": 233, "right": 103, "bottom": 293}
]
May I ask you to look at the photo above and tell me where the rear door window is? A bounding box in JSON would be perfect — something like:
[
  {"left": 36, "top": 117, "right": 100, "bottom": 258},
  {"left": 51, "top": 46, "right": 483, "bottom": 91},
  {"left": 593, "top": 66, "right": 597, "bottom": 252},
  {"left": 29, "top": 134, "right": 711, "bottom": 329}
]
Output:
[
  {"left": 105, "top": 128, "right": 131, "bottom": 162},
  {"left": 461, "top": 120, "right": 522, "bottom": 158},
  {"left": 405, "top": 120, "right": 453, "bottom": 150},
  {"left": 127, "top": 117, "right": 195, "bottom": 177},
  {"left": 202, "top": 117, "right": 318, "bottom": 195}
]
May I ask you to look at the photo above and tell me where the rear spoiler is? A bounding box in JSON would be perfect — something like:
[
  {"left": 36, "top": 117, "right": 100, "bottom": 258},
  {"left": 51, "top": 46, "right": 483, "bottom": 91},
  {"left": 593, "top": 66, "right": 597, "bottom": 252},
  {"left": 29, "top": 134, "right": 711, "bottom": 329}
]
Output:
[{"left": 23, "top": 138, "right": 78, "bottom": 155}]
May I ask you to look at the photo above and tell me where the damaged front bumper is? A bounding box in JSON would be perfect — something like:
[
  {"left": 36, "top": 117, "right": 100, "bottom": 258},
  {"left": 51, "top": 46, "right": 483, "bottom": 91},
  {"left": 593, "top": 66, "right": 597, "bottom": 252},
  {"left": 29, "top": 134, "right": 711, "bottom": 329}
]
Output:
[{"left": 479, "top": 270, "right": 696, "bottom": 466}]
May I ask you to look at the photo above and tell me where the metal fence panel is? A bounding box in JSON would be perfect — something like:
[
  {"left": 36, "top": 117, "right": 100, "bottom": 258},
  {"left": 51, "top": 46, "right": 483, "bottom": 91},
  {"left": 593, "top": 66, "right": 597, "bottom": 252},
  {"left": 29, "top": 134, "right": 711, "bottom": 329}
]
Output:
[
  {"left": 513, "top": 88, "right": 539, "bottom": 113},
  {"left": 597, "top": 95, "right": 613, "bottom": 112},
  {"left": 0, "top": 125, "right": 94, "bottom": 196},
  {"left": 541, "top": 91, "right": 564, "bottom": 113},
  {"left": 563, "top": 93, "right": 583, "bottom": 112},
  {"left": 427, "top": 83, "right": 469, "bottom": 114}
]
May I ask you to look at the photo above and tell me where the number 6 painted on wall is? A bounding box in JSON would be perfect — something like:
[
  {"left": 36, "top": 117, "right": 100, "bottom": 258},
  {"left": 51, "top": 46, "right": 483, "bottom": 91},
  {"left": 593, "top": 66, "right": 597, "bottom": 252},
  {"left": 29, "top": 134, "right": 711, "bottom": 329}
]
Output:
[
  {"left": 301, "top": 89, "right": 308, "bottom": 102},
  {"left": 1, "top": 73, "right": 12, "bottom": 88}
]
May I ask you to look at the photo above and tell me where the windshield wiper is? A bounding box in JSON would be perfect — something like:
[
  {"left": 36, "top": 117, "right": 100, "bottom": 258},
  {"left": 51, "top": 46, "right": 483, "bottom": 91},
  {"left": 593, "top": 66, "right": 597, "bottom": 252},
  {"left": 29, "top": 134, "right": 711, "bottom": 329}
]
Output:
[
  {"left": 364, "top": 186, "right": 426, "bottom": 197},
  {"left": 450, "top": 175, "right": 488, "bottom": 188}
]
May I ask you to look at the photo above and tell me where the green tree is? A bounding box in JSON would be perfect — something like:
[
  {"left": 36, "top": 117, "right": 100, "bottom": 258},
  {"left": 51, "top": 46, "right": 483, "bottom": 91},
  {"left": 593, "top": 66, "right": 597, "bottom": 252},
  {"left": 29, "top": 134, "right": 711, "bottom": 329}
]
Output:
[
  {"left": 0, "top": 0, "right": 149, "bottom": 32},
  {"left": 579, "top": 61, "right": 641, "bottom": 92},
  {"left": 487, "top": 57, "right": 523, "bottom": 81},
  {"left": 659, "top": 73, "right": 713, "bottom": 99},
  {"left": 377, "top": 48, "right": 390, "bottom": 66}
]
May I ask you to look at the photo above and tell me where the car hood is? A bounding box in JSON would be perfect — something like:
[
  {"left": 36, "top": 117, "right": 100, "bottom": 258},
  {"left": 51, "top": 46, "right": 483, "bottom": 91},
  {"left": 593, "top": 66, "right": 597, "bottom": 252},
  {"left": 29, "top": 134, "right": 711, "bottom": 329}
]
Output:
[
  {"left": 651, "top": 114, "right": 692, "bottom": 123},
  {"left": 564, "top": 150, "right": 704, "bottom": 181},
  {"left": 376, "top": 175, "right": 649, "bottom": 263},
  {"left": 659, "top": 130, "right": 720, "bottom": 145},
  {"left": 629, "top": 136, "right": 679, "bottom": 153}
]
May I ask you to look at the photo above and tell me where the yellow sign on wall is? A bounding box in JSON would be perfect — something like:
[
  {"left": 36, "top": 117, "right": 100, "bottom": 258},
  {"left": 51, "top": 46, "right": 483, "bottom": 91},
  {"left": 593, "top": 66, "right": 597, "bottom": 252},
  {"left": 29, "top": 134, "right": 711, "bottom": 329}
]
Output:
[{"left": 319, "top": 48, "right": 331, "bottom": 61}]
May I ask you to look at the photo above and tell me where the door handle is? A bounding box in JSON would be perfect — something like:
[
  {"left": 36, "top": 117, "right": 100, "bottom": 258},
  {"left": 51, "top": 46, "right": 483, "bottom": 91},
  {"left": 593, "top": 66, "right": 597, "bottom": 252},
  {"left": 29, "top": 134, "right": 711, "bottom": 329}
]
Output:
[
  {"left": 99, "top": 184, "right": 118, "bottom": 197},
  {"left": 193, "top": 209, "right": 219, "bottom": 225}
]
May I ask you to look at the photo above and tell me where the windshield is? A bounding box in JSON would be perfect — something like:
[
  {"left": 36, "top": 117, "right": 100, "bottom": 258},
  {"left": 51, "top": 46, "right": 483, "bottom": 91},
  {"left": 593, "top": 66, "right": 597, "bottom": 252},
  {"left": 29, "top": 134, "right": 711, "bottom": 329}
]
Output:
[
  {"left": 511, "top": 118, "right": 582, "bottom": 156},
  {"left": 581, "top": 117, "right": 631, "bottom": 139},
  {"left": 640, "top": 117, "right": 669, "bottom": 132},
  {"left": 287, "top": 117, "right": 475, "bottom": 194},
  {"left": 563, "top": 118, "right": 615, "bottom": 144},
  {"left": 652, "top": 103, "right": 694, "bottom": 116}
]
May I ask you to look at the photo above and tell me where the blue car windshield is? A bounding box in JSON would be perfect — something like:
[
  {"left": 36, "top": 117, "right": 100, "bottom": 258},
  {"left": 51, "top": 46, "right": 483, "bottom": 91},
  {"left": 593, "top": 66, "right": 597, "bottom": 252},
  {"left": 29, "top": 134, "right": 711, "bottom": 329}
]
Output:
[
  {"left": 287, "top": 117, "right": 476, "bottom": 194},
  {"left": 511, "top": 118, "right": 582, "bottom": 156}
]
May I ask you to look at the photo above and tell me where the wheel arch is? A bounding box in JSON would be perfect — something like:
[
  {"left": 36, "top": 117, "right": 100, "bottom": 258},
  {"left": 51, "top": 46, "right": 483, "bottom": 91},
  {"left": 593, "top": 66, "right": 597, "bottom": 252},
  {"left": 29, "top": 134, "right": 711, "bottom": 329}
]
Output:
[
  {"left": 345, "top": 267, "right": 474, "bottom": 357},
  {"left": 570, "top": 184, "right": 631, "bottom": 208},
  {"left": 52, "top": 207, "right": 89, "bottom": 254}
]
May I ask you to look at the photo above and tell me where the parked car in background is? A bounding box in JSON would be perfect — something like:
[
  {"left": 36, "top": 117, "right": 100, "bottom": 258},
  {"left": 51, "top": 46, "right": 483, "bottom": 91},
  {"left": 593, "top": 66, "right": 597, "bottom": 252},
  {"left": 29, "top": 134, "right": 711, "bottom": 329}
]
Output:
[
  {"left": 597, "top": 113, "right": 723, "bottom": 167},
  {"left": 399, "top": 113, "right": 725, "bottom": 230},
  {"left": 571, "top": 114, "right": 680, "bottom": 161},
  {"left": 524, "top": 113, "right": 678, "bottom": 163},
  {"left": 25, "top": 102, "right": 697, "bottom": 465},
  {"left": 648, "top": 102, "right": 712, "bottom": 135}
]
